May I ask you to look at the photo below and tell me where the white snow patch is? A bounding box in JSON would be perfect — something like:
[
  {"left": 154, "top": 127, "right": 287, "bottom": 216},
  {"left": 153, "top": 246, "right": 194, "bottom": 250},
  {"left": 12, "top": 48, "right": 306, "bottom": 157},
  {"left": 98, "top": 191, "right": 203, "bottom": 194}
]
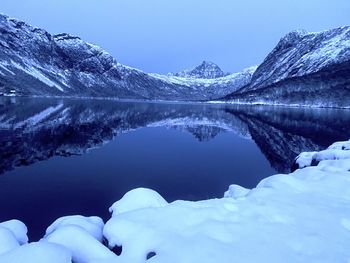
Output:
[
  {"left": 0, "top": 63, "right": 15, "bottom": 75},
  {"left": 10, "top": 61, "right": 64, "bottom": 91}
]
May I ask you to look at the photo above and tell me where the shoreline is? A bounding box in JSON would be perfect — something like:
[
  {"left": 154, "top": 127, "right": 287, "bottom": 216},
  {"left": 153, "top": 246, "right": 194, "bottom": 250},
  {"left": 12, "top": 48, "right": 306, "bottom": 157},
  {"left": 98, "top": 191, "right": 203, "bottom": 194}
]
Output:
[
  {"left": 1, "top": 139, "right": 350, "bottom": 262},
  {"left": 2, "top": 94, "right": 350, "bottom": 110}
]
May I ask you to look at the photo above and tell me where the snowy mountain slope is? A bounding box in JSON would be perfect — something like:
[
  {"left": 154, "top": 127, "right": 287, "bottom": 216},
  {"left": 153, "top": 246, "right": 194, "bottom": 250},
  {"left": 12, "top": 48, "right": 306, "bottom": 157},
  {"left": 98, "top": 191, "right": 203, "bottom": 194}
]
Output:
[
  {"left": 150, "top": 66, "right": 257, "bottom": 98},
  {"left": 0, "top": 14, "right": 252, "bottom": 101},
  {"left": 224, "top": 27, "right": 350, "bottom": 107}
]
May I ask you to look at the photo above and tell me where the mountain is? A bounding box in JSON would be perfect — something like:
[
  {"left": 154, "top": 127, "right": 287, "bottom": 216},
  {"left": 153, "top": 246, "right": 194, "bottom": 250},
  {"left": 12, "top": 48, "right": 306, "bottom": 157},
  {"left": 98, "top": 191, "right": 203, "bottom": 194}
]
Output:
[
  {"left": 171, "top": 61, "right": 229, "bottom": 79},
  {"left": 223, "top": 27, "right": 350, "bottom": 107},
  {"left": 1, "top": 13, "right": 349, "bottom": 106},
  {"left": 150, "top": 66, "right": 257, "bottom": 99},
  {"left": 0, "top": 14, "right": 252, "bottom": 101}
]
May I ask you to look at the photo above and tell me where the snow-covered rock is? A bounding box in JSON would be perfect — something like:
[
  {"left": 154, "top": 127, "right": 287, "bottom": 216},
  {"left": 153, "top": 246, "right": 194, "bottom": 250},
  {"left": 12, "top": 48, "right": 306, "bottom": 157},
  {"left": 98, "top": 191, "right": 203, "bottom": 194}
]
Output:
[
  {"left": 295, "top": 139, "right": 350, "bottom": 169},
  {"left": 45, "top": 215, "right": 104, "bottom": 242},
  {"left": 108, "top": 188, "right": 168, "bottom": 216}
]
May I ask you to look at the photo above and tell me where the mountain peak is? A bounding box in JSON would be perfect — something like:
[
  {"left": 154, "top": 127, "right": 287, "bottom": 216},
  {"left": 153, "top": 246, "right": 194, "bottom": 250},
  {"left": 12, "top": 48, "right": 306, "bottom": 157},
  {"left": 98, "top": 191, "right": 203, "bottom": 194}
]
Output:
[{"left": 173, "top": 61, "right": 229, "bottom": 79}]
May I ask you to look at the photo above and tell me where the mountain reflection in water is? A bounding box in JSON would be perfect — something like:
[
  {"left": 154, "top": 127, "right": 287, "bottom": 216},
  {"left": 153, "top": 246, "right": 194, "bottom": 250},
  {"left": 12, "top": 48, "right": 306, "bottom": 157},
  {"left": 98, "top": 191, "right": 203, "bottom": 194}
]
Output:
[{"left": 0, "top": 97, "right": 350, "bottom": 240}]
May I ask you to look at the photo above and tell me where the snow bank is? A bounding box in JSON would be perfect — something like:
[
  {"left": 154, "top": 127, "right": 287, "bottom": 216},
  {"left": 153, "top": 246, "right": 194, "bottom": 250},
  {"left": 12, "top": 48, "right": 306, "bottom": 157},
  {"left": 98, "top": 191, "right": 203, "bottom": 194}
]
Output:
[
  {"left": 1, "top": 140, "right": 350, "bottom": 262},
  {"left": 109, "top": 188, "right": 168, "bottom": 216},
  {"left": 103, "top": 140, "right": 350, "bottom": 262},
  {"left": 295, "top": 139, "right": 350, "bottom": 168}
]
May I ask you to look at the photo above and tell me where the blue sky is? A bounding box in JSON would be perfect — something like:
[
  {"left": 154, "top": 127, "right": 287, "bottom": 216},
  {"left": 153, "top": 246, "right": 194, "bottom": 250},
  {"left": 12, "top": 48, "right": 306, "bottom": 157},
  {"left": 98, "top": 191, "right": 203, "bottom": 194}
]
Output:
[{"left": 1, "top": 0, "right": 350, "bottom": 73}]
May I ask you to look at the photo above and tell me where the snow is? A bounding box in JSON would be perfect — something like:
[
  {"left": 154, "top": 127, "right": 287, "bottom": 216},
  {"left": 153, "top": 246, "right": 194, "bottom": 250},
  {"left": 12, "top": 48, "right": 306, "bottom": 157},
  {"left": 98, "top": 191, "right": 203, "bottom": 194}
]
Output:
[
  {"left": 108, "top": 188, "right": 168, "bottom": 216},
  {"left": 150, "top": 66, "right": 257, "bottom": 89},
  {"left": 0, "top": 62, "right": 15, "bottom": 75},
  {"left": 0, "top": 242, "right": 72, "bottom": 263},
  {"left": 45, "top": 225, "right": 116, "bottom": 263},
  {"left": 296, "top": 140, "right": 350, "bottom": 168},
  {"left": 45, "top": 215, "right": 104, "bottom": 242},
  {"left": 103, "top": 140, "right": 350, "bottom": 263},
  {"left": 224, "top": 184, "right": 250, "bottom": 198},
  {"left": 10, "top": 61, "right": 64, "bottom": 92},
  {"left": 1, "top": 140, "right": 350, "bottom": 262},
  {"left": 300, "top": 27, "right": 350, "bottom": 73},
  {"left": 0, "top": 227, "right": 20, "bottom": 255},
  {"left": 0, "top": 220, "right": 28, "bottom": 245}
]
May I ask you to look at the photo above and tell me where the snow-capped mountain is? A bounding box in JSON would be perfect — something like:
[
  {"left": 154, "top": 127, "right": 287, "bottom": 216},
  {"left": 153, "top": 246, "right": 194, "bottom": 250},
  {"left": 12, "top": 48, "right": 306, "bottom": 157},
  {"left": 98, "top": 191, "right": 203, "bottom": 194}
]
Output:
[
  {"left": 0, "top": 14, "right": 252, "bottom": 101},
  {"left": 224, "top": 27, "right": 350, "bottom": 107},
  {"left": 1, "top": 13, "right": 349, "bottom": 106},
  {"left": 171, "top": 61, "right": 229, "bottom": 79},
  {"left": 150, "top": 66, "right": 257, "bottom": 99}
]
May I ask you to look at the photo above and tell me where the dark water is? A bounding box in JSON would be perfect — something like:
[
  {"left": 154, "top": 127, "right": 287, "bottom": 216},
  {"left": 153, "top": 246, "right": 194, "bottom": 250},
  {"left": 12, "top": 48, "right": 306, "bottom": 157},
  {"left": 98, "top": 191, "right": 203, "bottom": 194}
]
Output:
[{"left": 0, "top": 97, "right": 349, "bottom": 240}]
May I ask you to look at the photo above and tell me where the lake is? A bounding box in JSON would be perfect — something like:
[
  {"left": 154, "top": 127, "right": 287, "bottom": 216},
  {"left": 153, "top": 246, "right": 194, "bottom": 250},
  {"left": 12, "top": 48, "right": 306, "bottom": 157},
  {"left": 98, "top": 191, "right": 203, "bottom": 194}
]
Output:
[{"left": 0, "top": 97, "right": 349, "bottom": 240}]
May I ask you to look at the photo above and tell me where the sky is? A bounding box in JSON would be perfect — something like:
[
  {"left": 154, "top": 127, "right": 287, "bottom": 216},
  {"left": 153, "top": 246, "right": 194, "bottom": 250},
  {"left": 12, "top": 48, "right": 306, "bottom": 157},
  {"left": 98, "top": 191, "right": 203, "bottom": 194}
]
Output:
[{"left": 1, "top": 0, "right": 350, "bottom": 74}]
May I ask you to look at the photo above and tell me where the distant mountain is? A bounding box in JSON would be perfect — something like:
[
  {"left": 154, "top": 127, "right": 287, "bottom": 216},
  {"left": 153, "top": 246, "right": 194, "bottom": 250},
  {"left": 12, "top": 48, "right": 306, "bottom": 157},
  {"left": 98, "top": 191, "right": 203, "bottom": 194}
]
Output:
[
  {"left": 171, "top": 61, "right": 229, "bottom": 79},
  {"left": 0, "top": 14, "right": 252, "bottom": 101},
  {"left": 223, "top": 27, "right": 350, "bottom": 107}
]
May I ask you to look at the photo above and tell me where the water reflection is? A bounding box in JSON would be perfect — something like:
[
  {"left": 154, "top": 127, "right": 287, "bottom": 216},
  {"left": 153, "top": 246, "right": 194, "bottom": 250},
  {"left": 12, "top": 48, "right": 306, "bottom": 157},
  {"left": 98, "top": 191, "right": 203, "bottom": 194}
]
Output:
[{"left": 1, "top": 97, "right": 349, "bottom": 174}]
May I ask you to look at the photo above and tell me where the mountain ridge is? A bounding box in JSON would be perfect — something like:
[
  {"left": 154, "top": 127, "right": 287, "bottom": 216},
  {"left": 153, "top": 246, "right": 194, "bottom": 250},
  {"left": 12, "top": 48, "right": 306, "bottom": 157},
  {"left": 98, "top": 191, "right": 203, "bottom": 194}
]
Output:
[
  {"left": 0, "top": 13, "right": 349, "bottom": 107},
  {"left": 0, "top": 13, "right": 253, "bottom": 101},
  {"left": 223, "top": 26, "right": 350, "bottom": 107}
]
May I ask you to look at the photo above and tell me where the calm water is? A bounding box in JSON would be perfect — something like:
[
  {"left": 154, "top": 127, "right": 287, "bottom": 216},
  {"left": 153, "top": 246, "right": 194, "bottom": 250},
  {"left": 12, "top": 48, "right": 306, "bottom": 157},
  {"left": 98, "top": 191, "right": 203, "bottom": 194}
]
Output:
[{"left": 0, "top": 97, "right": 349, "bottom": 240}]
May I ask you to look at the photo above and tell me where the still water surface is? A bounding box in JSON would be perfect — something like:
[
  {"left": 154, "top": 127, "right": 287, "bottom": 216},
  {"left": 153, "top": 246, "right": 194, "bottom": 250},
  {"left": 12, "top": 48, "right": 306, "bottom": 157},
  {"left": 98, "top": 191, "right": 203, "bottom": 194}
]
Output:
[{"left": 0, "top": 97, "right": 349, "bottom": 240}]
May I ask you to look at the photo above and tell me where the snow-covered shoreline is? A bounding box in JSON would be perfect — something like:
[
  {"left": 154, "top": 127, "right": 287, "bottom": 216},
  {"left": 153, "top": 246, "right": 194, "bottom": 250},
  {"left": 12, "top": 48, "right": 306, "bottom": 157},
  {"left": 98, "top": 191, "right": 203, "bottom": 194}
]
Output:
[
  {"left": 1, "top": 140, "right": 350, "bottom": 262},
  {"left": 3, "top": 95, "right": 350, "bottom": 110}
]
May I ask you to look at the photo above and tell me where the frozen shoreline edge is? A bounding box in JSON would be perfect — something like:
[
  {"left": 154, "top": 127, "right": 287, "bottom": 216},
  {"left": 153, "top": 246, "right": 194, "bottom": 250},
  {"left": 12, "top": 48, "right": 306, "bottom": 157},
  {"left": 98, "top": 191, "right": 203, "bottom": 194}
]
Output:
[
  {"left": 2, "top": 94, "right": 350, "bottom": 110},
  {"left": 1, "top": 139, "right": 350, "bottom": 262}
]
